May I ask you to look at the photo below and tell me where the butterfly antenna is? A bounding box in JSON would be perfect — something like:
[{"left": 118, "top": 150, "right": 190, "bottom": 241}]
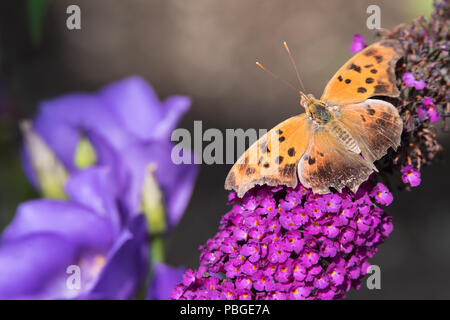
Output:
[
  {"left": 256, "top": 61, "right": 298, "bottom": 93},
  {"left": 283, "top": 41, "right": 306, "bottom": 93}
]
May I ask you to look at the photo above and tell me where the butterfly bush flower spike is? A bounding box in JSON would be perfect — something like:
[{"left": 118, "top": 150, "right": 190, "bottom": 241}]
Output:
[
  {"left": 171, "top": 183, "right": 393, "bottom": 300},
  {"left": 377, "top": 0, "right": 448, "bottom": 189}
]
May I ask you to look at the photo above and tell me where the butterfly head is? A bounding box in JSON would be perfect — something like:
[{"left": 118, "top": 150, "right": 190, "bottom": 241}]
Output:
[
  {"left": 299, "top": 91, "right": 315, "bottom": 108},
  {"left": 300, "top": 92, "right": 332, "bottom": 125}
]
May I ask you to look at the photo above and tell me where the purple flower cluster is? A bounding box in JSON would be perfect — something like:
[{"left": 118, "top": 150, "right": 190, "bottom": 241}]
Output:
[
  {"left": 402, "top": 72, "right": 426, "bottom": 90},
  {"left": 349, "top": 34, "right": 366, "bottom": 53},
  {"left": 401, "top": 165, "right": 421, "bottom": 187},
  {"left": 347, "top": 2, "right": 448, "bottom": 192},
  {"left": 417, "top": 96, "right": 441, "bottom": 123},
  {"left": 374, "top": 1, "right": 448, "bottom": 190},
  {"left": 171, "top": 182, "right": 393, "bottom": 300}
]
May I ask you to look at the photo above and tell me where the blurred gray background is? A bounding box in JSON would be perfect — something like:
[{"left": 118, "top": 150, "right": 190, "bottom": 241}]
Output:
[{"left": 0, "top": 0, "right": 448, "bottom": 299}]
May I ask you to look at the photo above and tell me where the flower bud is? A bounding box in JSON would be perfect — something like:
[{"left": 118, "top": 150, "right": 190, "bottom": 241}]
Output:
[
  {"left": 141, "top": 163, "right": 166, "bottom": 235},
  {"left": 20, "top": 120, "right": 68, "bottom": 199}
]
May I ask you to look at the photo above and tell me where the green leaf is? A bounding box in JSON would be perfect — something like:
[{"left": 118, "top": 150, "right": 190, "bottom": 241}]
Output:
[{"left": 26, "top": 0, "right": 52, "bottom": 46}]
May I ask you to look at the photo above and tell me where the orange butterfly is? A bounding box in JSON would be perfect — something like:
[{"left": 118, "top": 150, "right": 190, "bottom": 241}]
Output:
[{"left": 225, "top": 39, "right": 404, "bottom": 197}]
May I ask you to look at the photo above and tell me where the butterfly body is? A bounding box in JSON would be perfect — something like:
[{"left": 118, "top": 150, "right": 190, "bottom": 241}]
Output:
[
  {"left": 304, "top": 97, "right": 332, "bottom": 125},
  {"left": 226, "top": 39, "right": 404, "bottom": 197}
]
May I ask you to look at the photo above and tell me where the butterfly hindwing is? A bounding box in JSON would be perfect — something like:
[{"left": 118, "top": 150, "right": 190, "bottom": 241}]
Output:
[
  {"left": 225, "top": 114, "right": 310, "bottom": 197},
  {"left": 298, "top": 125, "right": 374, "bottom": 194},
  {"left": 335, "top": 99, "right": 403, "bottom": 164},
  {"left": 321, "top": 40, "right": 403, "bottom": 105}
]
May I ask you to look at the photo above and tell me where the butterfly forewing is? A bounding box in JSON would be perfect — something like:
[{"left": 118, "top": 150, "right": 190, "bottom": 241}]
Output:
[
  {"left": 225, "top": 114, "right": 310, "bottom": 197},
  {"left": 321, "top": 40, "right": 403, "bottom": 105}
]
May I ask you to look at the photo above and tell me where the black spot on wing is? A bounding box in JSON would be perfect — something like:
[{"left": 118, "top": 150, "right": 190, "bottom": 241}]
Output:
[
  {"left": 357, "top": 87, "right": 367, "bottom": 93},
  {"left": 374, "top": 55, "right": 383, "bottom": 63},
  {"left": 367, "top": 108, "right": 376, "bottom": 115},
  {"left": 364, "top": 48, "right": 377, "bottom": 56},
  {"left": 348, "top": 63, "right": 361, "bottom": 73},
  {"left": 288, "top": 148, "right": 296, "bottom": 157}
]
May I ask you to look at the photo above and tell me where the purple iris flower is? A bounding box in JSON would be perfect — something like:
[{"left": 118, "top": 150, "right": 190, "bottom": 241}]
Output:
[
  {"left": 0, "top": 167, "right": 148, "bottom": 299},
  {"left": 21, "top": 76, "right": 198, "bottom": 227},
  {"left": 9, "top": 77, "right": 197, "bottom": 299},
  {"left": 146, "top": 263, "right": 185, "bottom": 300}
]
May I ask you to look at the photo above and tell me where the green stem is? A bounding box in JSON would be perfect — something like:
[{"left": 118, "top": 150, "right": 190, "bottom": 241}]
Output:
[{"left": 150, "top": 236, "right": 165, "bottom": 263}]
